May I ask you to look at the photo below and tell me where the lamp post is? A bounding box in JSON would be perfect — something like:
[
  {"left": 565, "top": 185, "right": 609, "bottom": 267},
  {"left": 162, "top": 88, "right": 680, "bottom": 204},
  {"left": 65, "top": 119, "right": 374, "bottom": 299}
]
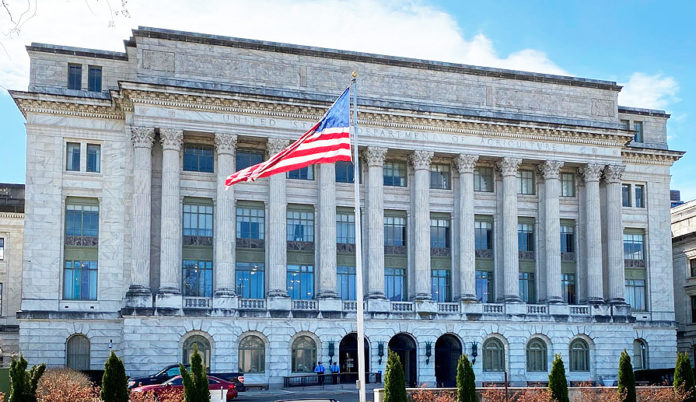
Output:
[
  {"left": 425, "top": 342, "right": 432, "bottom": 365},
  {"left": 377, "top": 342, "right": 384, "bottom": 365},
  {"left": 471, "top": 341, "right": 478, "bottom": 365}
]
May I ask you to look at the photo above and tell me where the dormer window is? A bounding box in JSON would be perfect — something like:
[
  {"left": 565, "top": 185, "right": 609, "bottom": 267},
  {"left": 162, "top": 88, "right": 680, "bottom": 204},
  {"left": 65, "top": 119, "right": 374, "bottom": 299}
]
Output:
[
  {"left": 88, "top": 66, "right": 102, "bottom": 92},
  {"left": 68, "top": 64, "right": 82, "bottom": 90}
]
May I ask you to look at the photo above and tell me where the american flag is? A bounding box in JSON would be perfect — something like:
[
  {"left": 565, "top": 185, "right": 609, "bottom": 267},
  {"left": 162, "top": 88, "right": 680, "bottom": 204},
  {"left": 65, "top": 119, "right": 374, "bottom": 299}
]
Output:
[{"left": 225, "top": 88, "right": 352, "bottom": 186}]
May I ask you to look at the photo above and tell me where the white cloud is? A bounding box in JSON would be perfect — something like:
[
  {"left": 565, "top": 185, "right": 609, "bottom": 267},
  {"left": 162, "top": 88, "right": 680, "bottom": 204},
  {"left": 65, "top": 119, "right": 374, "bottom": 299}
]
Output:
[
  {"left": 618, "top": 72, "right": 679, "bottom": 110},
  {"left": 0, "top": 0, "right": 568, "bottom": 92}
]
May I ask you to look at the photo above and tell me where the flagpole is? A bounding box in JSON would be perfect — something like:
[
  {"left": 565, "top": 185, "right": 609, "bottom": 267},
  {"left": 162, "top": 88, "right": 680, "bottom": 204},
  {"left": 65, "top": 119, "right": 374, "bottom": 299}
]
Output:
[{"left": 351, "top": 72, "right": 367, "bottom": 402}]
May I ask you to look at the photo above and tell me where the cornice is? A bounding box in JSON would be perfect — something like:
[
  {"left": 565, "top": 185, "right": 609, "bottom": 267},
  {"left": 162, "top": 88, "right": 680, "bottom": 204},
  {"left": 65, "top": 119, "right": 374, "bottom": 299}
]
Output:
[
  {"left": 10, "top": 91, "right": 123, "bottom": 120},
  {"left": 0, "top": 212, "right": 24, "bottom": 219},
  {"left": 622, "top": 148, "right": 684, "bottom": 166}
]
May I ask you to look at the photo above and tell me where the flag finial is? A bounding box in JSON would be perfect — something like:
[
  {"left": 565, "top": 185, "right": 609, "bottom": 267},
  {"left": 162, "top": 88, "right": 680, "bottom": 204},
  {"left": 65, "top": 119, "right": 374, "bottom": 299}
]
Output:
[{"left": 352, "top": 71, "right": 357, "bottom": 78}]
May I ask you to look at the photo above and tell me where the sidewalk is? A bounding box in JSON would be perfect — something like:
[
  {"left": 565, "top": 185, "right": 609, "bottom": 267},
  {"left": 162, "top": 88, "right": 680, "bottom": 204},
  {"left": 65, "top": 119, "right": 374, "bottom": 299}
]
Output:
[{"left": 235, "top": 383, "right": 381, "bottom": 402}]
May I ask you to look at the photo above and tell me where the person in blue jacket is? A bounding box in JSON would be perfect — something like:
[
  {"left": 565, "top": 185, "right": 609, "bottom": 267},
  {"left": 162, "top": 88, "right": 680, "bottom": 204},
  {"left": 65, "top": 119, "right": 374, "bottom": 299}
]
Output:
[{"left": 314, "top": 361, "right": 325, "bottom": 385}]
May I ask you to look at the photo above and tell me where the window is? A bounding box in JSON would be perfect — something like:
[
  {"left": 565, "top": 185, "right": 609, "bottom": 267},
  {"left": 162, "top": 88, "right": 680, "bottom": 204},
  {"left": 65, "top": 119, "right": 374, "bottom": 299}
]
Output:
[
  {"left": 66, "top": 142, "right": 80, "bottom": 171},
  {"left": 63, "top": 260, "right": 98, "bottom": 300},
  {"left": 635, "top": 185, "right": 645, "bottom": 208},
  {"left": 0, "top": 238, "right": 4, "bottom": 260},
  {"left": 562, "top": 274, "right": 576, "bottom": 304},
  {"left": 518, "top": 223, "right": 535, "bottom": 257},
  {"left": 183, "top": 335, "right": 211, "bottom": 368},
  {"left": 430, "top": 163, "right": 451, "bottom": 190},
  {"left": 691, "top": 296, "right": 696, "bottom": 323},
  {"left": 384, "top": 161, "right": 407, "bottom": 187},
  {"left": 66, "top": 335, "right": 90, "bottom": 370},
  {"left": 236, "top": 150, "right": 264, "bottom": 171},
  {"left": 633, "top": 339, "right": 647, "bottom": 370},
  {"left": 183, "top": 204, "right": 213, "bottom": 238},
  {"left": 287, "top": 166, "right": 314, "bottom": 180},
  {"left": 634, "top": 121, "right": 644, "bottom": 142},
  {"left": 622, "top": 184, "right": 632, "bottom": 207},
  {"left": 182, "top": 260, "right": 213, "bottom": 297},
  {"left": 64, "top": 202, "right": 98, "bottom": 300},
  {"left": 86, "top": 144, "right": 100, "bottom": 173},
  {"left": 384, "top": 215, "right": 407, "bottom": 248},
  {"left": 338, "top": 266, "right": 356, "bottom": 300},
  {"left": 519, "top": 273, "right": 535, "bottom": 303},
  {"left": 518, "top": 170, "right": 535, "bottom": 195},
  {"left": 87, "top": 66, "right": 102, "bottom": 92},
  {"left": 236, "top": 263, "right": 264, "bottom": 299},
  {"left": 287, "top": 210, "right": 314, "bottom": 243},
  {"left": 68, "top": 63, "right": 82, "bottom": 90},
  {"left": 691, "top": 260, "right": 696, "bottom": 277},
  {"left": 336, "top": 213, "right": 355, "bottom": 245},
  {"left": 623, "top": 232, "right": 645, "bottom": 265},
  {"left": 431, "top": 269, "right": 451, "bottom": 302},
  {"left": 476, "top": 271, "right": 493, "bottom": 303},
  {"left": 560, "top": 224, "right": 575, "bottom": 254},
  {"left": 560, "top": 173, "right": 575, "bottom": 197},
  {"left": 236, "top": 206, "right": 264, "bottom": 248},
  {"left": 66, "top": 204, "right": 99, "bottom": 239},
  {"left": 569, "top": 339, "right": 589, "bottom": 372},
  {"left": 474, "top": 167, "right": 494, "bottom": 192},
  {"left": 183, "top": 144, "right": 214, "bottom": 173},
  {"left": 335, "top": 161, "right": 354, "bottom": 183},
  {"left": 291, "top": 336, "right": 317, "bottom": 373},
  {"left": 239, "top": 335, "right": 265, "bottom": 373},
  {"left": 475, "top": 220, "right": 493, "bottom": 253},
  {"left": 287, "top": 265, "right": 314, "bottom": 300},
  {"left": 483, "top": 338, "right": 505, "bottom": 372},
  {"left": 385, "top": 267, "right": 406, "bottom": 301},
  {"left": 621, "top": 119, "right": 630, "bottom": 130},
  {"left": 625, "top": 279, "right": 646, "bottom": 311},
  {"left": 526, "top": 338, "right": 547, "bottom": 372},
  {"left": 430, "top": 217, "right": 450, "bottom": 249}
]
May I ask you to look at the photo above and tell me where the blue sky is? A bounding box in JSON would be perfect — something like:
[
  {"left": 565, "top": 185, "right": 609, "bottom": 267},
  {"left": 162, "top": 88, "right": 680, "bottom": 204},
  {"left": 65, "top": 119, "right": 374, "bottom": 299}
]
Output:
[{"left": 0, "top": 0, "right": 693, "bottom": 198}]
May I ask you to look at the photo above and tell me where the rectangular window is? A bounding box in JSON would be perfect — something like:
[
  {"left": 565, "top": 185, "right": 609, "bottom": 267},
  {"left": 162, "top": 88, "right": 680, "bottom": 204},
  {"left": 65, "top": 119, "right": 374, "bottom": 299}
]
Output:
[
  {"left": 87, "top": 66, "right": 102, "bottom": 92},
  {"left": 66, "top": 142, "right": 80, "bottom": 171},
  {"left": 430, "top": 217, "right": 450, "bottom": 249},
  {"left": 692, "top": 296, "right": 696, "bottom": 323},
  {"left": 383, "top": 161, "right": 407, "bottom": 187},
  {"left": 86, "top": 144, "right": 100, "bottom": 173},
  {"left": 0, "top": 238, "right": 4, "bottom": 260},
  {"left": 336, "top": 213, "right": 355, "bottom": 245},
  {"left": 561, "top": 224, "right": 575, "bottom": 255},
  {"left": 236, "top": 206, "right": 265, "bottom": 247},
  {"left": 385, "top": 267, "right": 406, "bottom": 301},
  {"left": 475, "top": 220, "right": 493, "bottom": 253},
  {"left": 63, "top": 260, "right": 97, "bottom": 300},
  {"left": 634, "top": 121, "right": 644, "bottom": 142},
  {"left": 183, "top": 204, "right": 213, "bottom": 237},
  {"left": 64, "top": 200, "right": 98, "bottom": 301},
  {"left": 430, "top": 163, "right": 451, "bottom": 190},
  {"left": 518, "top": 170, "right": 535, "bottom": 195},
  {"left": 335, "top": 161, "right": 354, "bottom": 183},
  {"left": 183, "top": 144, "right": 214, "bottom": 173},
  {"left": 474, "top": 167, "right": 494, "bottom": 192},
  {"left": 337, "top": 266, "right": 356, "bottom": 300},
  {"left": 621, "top": 119, "right": 630, "bottom": 130},
  {"left": 622, "top": 184, "right": 632, "bottom": 207},
  {"left": 236, "top": 150, "right": 264, "bottom": 171},
  {"left": 691, "top": 259, "right": 696, "bottom": 277},
  {"left": 68, "top": 63, "right": 81, "bottom": 90},
  {"left": 560, "top": 173, "right": 575, "bottom": 197},
  {"left": 384, "top": 215, "right": 407, "bottom": 251},
  {"left": 625, "top": 279, "right": 646, "bottom": 311},
  {"left": 623, "top": 231, "right": 645, "bottom": 266},
  {"left": 635, "top": 185, "right": 645, "bottom": 208},
  {"left": 65, "top": 204, "right": 99, "bottom": 238},
  {"left": 431, "top": 269, "right": 451, "bottom": 302},
  {"left": 287, "top": 166, "right": 314, "bottom": 180},
  {"left": 476, "top": 270, "right": 493, "bottom": 303},
  {"left": 236, "top": 262, "right": 265, "bottom": 299},
  {"left": 562, "top": 273, "right": 576, "bottom": 304},
  {"left": 287, "top": 210, "right": 314, "bottom": 243},
  {"left": 518, "top": 223, "right": 535, "bottom": 256},
  {"left": 182, "top": 260, "right": 213, "bottom": 297},
  {"left": 519, "top": 272, "right": 535, "bottom": 303},
  {"left": 287, "top": 264, "right": 314, "bottom": 299}
]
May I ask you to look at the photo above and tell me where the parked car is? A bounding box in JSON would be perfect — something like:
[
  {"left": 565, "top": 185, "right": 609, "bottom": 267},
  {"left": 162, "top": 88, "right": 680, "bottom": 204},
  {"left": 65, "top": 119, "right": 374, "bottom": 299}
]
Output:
[
  {"left": 131, "top": 375, "right": 238, "bottom": 400},
  {"left": 127, "top": 364, "right": 245, "bottom": 391}
]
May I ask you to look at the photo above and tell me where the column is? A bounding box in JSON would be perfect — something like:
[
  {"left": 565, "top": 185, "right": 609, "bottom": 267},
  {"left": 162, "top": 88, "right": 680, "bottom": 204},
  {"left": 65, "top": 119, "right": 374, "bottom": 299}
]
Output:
[
  {"left": 158, "top": 128, "right": 184, "bottom": 308},
  {"left": 579, "top": 163, "right": 604, "bottom": 304},
  {"left": 411, "top": 150, "right": 434, "bottom": 300},
  {"left": 604, "top": 164, "right": 626, "bottom": 304},
  {"left": 214, "top": 133, "right": 238, "bottom": 301},
  {"left": 126, "top": 126, "right": 154, "bottom": 308},
  {"left": 455, "top": 154, "right": 478, "bottom": 302},
  {"left": 540, "top": 160, "right": 564, "bottom": 303},
  {"left": 497, "top": 157, "right": 522, "bottom": 303},
  {"left": 365, "top": 147, "right": 387, "bottom": 299},
  {"left": 267, "top": 138, "right": 289, "bottom": 298},
  {"left": 317, "top": 163, "right": 338, "bottom": 298}
]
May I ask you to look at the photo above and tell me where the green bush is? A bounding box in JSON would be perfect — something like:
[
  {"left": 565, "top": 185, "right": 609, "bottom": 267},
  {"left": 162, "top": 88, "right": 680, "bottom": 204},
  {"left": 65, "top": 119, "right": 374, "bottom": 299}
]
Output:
[
  {"left": 548, "top": 353, "right": 569, "bottom": 402},
  {"left": 180, "top": 344, "right": 210, "bottom": 402},
  {"left": 617, "top": 349, "right": 636, "bottom": 402},
  {"left": 101, "top": 351, "right": 129, "bottom": 402},
  {"left": 456, "top": 354, "right": 476, "bottom": 402},
  {"left": 8, "top": 355, "right": 45, "bottom": 402},
  {"left": 384, "top": 350, "right": 407, "bottom": 402},
  {"left": 674, "top": 352, "right": 696, "bottom": 402}
]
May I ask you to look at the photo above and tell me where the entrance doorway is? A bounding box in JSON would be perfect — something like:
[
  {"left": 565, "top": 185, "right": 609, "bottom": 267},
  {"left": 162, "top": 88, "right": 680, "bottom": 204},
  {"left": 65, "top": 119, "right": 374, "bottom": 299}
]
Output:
[
  {"left": 435, "top": 334, "right": 462, "bottom": 387},
  {"left": 339, "top": 333, "right": 370, "bottom": 383},
  {"left": 389, "top": 333, "right": 417, "bottom": 387}
]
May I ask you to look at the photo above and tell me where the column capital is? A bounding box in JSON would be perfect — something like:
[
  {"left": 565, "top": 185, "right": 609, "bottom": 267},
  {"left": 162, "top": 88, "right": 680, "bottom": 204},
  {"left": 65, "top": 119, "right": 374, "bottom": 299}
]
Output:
[
  {"left": 410, "top": 150, "right": 434, "bottom": 170},
  {"left": 159, "top": 128, "right": 183, "bottom": 151},
  {"left": 130, "top": 126, "right": 155, "bottom": 149},
  {"left": 363, "top": 146, "right": 388, "bottom": 167},
  {"left": 538, "top": 160, "right": 564, "bottom": 179},
  {"left": 267, "top": 138, "right": 289, "bottom": 155},
  {"left": 214, "top": 133, "right": 238, "bottom": 155},
  {"left": 578, "top": 163, "right": 604, "bottom": 182},
  {"left": 455, "top": 154, "right": 479, "bottom": 174},
  {"left": 603, "top": 164, "right": 626, "bottom": 184},
  {"left": 496, "top": 157, "right": 522, "bottom": 177}
]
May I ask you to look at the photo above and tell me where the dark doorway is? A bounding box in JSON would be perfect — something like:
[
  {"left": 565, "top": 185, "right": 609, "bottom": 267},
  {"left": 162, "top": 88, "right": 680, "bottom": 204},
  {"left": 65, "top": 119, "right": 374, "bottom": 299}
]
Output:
[
  {"left": 339, "top": 333, "right": 370, "bottom": 383},
  {"left": 389, "top": 333, "right": 417, "bottom": 387},
  {"left": 435, "top": 334, "right": 462, "bottom": 387}
]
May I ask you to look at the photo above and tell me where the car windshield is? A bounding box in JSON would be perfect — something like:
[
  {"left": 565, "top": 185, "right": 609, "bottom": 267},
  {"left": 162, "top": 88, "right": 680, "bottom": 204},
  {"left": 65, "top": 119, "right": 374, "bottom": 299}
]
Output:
[
  {"left": 164, "top": 377, "right": 183, "bottom": 386},
  {"left": 166, "top": 367, "right": 180, "bottom": 377}
]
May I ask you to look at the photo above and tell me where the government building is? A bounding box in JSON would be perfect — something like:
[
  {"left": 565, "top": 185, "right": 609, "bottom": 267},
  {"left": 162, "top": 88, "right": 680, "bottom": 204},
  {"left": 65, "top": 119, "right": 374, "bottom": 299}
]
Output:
[{"left": 10, "top": 27, "right": 683, "bottom": 388}]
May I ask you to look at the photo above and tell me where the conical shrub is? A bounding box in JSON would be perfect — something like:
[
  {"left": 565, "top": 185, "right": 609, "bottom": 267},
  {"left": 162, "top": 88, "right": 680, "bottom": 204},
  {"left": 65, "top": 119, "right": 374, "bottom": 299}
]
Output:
[
  {"left": 180, "top": 344, "right": 210, "bottom": 402},
  {"left": 674, "top": 352, "right": 696, "bottom": 402},
  {"left": 617, "top": 349, "right": 636, "bottom": 402},
  {"left": 9, "top": 354, "right": 46, "bottom": 402},
  {"left": 101, "top": 350, "right": 128, "bottom": 402},
  {"left": 456, "top": 354, "right": 476, "bottom": 402},
  {"left": 548, "top": 353, "right": 569, "bottom": 402},
  {"left": 384, "top": 350, "right": 407, "bottom": 402}
]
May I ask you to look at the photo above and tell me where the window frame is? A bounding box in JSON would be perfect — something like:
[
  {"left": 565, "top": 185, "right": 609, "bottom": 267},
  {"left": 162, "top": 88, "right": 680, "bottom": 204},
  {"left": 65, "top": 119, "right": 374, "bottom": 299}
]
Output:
[
  {"left": 337, "top": 265, "right": 356, "bottom": 300},
  {"left": 518, "top": 169, "right": 535, "bottom": 195},
  {"left": 383, "top": 161, "right": 407, "bottom": 187},
  {"left": 336, "top": 213, "right": 356, "bottom": 245},
  {"left": 385, "top": 267, "right": 406, "bottom": 301},
  {"left": 335, "top": 161, "right": 354, "bottom": 183},
  {"left": 66, "top": 142, "right": 81, "bottom": 172},
  {"left": 183, "top": 203, "right": 214, "bottom": 238},
  {"left": 384, "top": 215, "right": 407, "bottom": 248},
  {"left": 560, "top": 173, "right": 575, "bottom": 197},
  {"left": 287, "top": 165, "right": 314, "bottom": 180},
  {"left": 562, "top": 273, "right": 576, "bottom": 305},
  {"left": 690, "top": 259, "right": 696, "bottom": 278},
  {"left": 87, "top": 65, "right": 102, "bottom": 92},
  {"left": 235, "top": 262, "right": 265, "bottom": 299},
  {"left": 287, "top": 264, "right": 315, "bottom": 300},
  {"left": 236, "top": 149, "right": 264, "bottom": 172},
  {"left": 622, "top": 184, "right": 632, "bottom": 207},
  {"left": 474, "top": 167, "right": 494, "bottom": 192},
  {"left": 182, "top": 259, "right": 213, "bottom": 298},
  {"left": 236, "top": 205, "right": 265, "bottom": 246},
  {"left": 633, "top": 121, "right": 644, "bottom": 143},
  {"left": 66, "top": 334, "right": 90, "bottom": 370},
  {"left": 430, "top": 216, "right": 450, "bottom": 249},
  {"left": 569, "top": 339, "right": 590, "bottom": 372},
  {"left": 239, "top": 335, "right": 266, "bottom": 373},
  {"left": 634, "top": 185, "right": 645, "bottom": 208},
  {"left": 0, "top": 238, "right": 4, "bottom": 261},
  {"left": 182, "top": 335, "right": 211, "bottom": 368},
  {"left": 519, "top": 272, "right": 535, "bottom": 303},
  {"left": 633, "top": 339, "right": 648, "bottom": 370},
  {"left": 482, "top": 338, "right": 505, "bottom": 372},
  {"left": 86, "top": 144, "right": 101, "bottom": 173},
  {"left": 429, "top": 163, "right": 451, "bottom": 190},
  {"left": 625, "top": 278, "right": 646, "bottom": 311},
  {"left": 67, "top": 63, "right": 82, "bottom": 90},
  {"left": 526, "top": 338, "right": 548, "bottom": 372},
  {"left": 476, "top": 270, "right": 493, "bottom": 303},
  {"left": 431, "top": 268, "right": 451, "bottom": 302},
  {"left": 183, "top": 143, "right": 214, "bottom": 173},
  {"left": 287, "top": 209, "right": 315, "bottom": 243},
  {"left": 291, "top": 336, "right": 317, "bottom": 373}
]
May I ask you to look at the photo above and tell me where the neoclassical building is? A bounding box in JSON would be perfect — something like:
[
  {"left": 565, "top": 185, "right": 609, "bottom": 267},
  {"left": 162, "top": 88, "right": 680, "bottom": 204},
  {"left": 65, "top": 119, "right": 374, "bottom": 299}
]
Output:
[
  {"left": 672, "top": 199, "right": 696, "bottom": 361},
  {"left": 11, "top": 27, "right": 683, "bottom": 387}
]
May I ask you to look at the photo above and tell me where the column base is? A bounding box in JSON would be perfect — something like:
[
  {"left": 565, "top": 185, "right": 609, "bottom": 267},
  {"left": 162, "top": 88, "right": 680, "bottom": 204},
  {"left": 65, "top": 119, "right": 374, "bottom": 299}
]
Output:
[
  {"left": 214, "top": 288, "right": 236, "bottom": 298},
  {"left": 125, "top": 285, "right": 153, "bottom": 308},
  {"left": 414, "top": 293, "right": 432, "bottom": 301},
  {"left": 156, "top": 288, "right": 182, "bottom": 310},
  {"left": 586, "top": 297, "right": 606, "bottom": 305},
  {"left": 367, "top": 291, "right": 386, "bottom": 299},
  {"left": 608, "top": 297, "right": 627, "bottom": 305},
  {"left": 503, "top": 295, "right": 523, "bottom": 303},
  {"left": 546, "top": 296, "right": 564, "bottom": 304},
  {"left": 458, "top": 294, "right": 478, "bottom": 303},
  {"left": 267, "top": 289, "right": 289, "bottom": 298},
  {"left": 317, "top": 291, "right": 339, "bottom": 299}
]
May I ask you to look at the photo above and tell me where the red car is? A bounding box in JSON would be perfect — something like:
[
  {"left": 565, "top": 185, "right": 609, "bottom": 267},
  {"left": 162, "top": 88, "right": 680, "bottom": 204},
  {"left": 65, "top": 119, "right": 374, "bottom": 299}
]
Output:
[{"left": 131, "top": 375, "right": 238, "bottom": 400}]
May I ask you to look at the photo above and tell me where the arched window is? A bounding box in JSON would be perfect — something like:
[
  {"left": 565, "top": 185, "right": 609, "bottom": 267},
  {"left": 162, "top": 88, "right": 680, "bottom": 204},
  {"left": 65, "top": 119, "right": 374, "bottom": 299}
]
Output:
[
  {"left": 291, "top": 335, "right": 317, "bottom": 373},
  {"left": 66, "top": 334, "right": 90, "bottom": 370},
  {"left": 483, "top": 338, "right": 505, "bottom": 372},
  {"left": 239, "top": 335, "right": 265, "bottom": 373},
  {"left": 183, "top": 335, "right": 211, "bottom": 368},
  {"left": 526, "top": 338, "right": 548, "bottom": 372},
  {"left": 569, "top": 338, "right": 590, "bottom": 372},
  {"left": 633, "top": 339, "right": 648, "bottom": 370}
]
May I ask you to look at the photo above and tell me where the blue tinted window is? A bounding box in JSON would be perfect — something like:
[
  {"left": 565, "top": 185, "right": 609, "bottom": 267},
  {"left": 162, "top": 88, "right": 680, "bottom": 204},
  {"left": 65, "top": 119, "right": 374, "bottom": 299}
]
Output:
[
  {"left": 183, "top": 144, "right": 214, "bottom": 173},
  {"left": 182, "top": 260, "right": 213, "bottom": 297},
  {"left": 287, "top": 166, "right": 314, "bottom": 180},
  {"left": 68, "top": 64, "right": 81, "bottom": 90},
  {"left": 335, "top": 161, "right": 354, "bottom": 183},
  {"left": 236, "top": 262, "right": 265, "bottom": 298},
  {"left": 66, "top": 143, "right": 80, "bottom": 171},
  {"left": 63, "top": 260, "right": 97, "bottom": 300},
  {"left": 88, "top": 66, "right": 102, "bottom": 92},
  {"left": 287, "top": 265, "right": 314, "bottom": 300},
  {"left": 236, "top": 150, "right": 264, "bottom": 171}
]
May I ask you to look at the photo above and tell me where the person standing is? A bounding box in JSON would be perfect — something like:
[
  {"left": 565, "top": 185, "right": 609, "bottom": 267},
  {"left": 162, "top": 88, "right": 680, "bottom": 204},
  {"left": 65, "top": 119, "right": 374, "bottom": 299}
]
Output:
[
  {"left": 330, "top": 361, "right": 340, "bottom": 384},
  {"left": 314, "top": 361, "right": 325, "bottom": 385}
]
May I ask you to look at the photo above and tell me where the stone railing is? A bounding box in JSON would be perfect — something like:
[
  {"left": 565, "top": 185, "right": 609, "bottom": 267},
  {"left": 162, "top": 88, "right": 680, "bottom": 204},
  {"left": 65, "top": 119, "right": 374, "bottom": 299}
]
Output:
[
  {"left": 292, "top": 300, "right": 318, "bottom": 310},
  {"left": 342, "top": 301, "right": 366, "bottom": 311},
  {"left": 483, "top": 304, "right": 504, "bottom": 313},
  {"left": 239, "top": 298, "right": 266, "bottom": 310},
  {"left": 570, "top": 306, "right": 590, "bottom": 315},
  {"left": 391, "top": 302, "right": 414, "bottom": 312},
  {"left": 527, "top": 304, "right": 548, "bottom": 314},
  {"left": 183, "top": 297, "right": 212, "bottom": 309},
  {"left": 438, "top": 303, "right": 459, "bottom": 313}
]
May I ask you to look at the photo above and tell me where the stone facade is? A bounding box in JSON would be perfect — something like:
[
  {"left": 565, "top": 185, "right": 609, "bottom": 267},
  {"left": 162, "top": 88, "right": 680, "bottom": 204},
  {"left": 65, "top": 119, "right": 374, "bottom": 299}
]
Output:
[
  {"left": 11, "top": 27, "right": 683, "bottom": 387},
  {"left": 672, "top": 200, "right": 696, "bottom": 361}
]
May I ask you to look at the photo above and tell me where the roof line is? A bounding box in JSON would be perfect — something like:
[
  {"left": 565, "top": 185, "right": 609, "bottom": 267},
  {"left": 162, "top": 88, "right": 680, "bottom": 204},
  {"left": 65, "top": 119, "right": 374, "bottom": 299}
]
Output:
[
  {"left": 618, "top": 105, "right": 670, "bottom": 118},
  {"left": 27, "top": 43, "right": 128, "bottom": 60}
]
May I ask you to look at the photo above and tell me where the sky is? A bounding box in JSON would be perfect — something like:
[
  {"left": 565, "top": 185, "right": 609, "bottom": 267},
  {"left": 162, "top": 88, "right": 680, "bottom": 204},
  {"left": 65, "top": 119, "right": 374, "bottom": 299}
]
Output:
[{"left": 0, "top": 0, "right": 693, "bottom": 199}]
